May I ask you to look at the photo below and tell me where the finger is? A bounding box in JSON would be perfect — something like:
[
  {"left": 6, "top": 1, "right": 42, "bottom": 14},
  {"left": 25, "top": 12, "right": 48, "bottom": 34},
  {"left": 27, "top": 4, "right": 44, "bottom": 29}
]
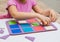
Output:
[
  {"left": 52, "top": 17, "right": 57, "bottom": 22},
  {"left": 49, "top": 14, "right": 55, "bottom": 22},
  {"left": 53, "top": 14, "right": 57, "bottom": 21},
  {"left": 49, "top": 14, "right": 52, "bottom": 22},
  {"left": 37, "top": 18, "right": 48, "bottom": 25},
  {"left": 42, "top": 19, "right": 49, "bottom": 26},
  {"left": 41, "top": 17, "right": 51, "bottom": 26},
  {"left": 51, "top": 12, "right": 57, "bottom": 21},
  {"left": 36, "top": 18, "right": 47, "bottom": 25},
  {"left": 36, "top": 18, "right": 42, "bottom": 24},
  {"left": 45, "top": 18, "right": 51, "bottom": 25},
  {"left": 51, "top": 15, "right": 57, "bottom": 22},
  {"left": 49, "top": 10, "right": 57, "bottom": 22}
]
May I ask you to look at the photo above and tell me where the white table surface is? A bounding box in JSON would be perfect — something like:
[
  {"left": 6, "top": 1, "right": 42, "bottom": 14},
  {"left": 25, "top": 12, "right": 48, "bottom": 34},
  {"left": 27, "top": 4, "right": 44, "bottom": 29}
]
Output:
[{"left": 0, "top": 19, "right": 60, "bottom": 42}]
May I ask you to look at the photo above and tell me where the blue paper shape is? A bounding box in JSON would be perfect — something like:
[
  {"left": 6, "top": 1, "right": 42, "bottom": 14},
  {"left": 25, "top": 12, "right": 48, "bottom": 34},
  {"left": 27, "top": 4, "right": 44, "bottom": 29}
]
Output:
[
  {"left": 22, "top": 27, "right": 33, "bottom": 32},
  {"left": 11, "top": 29, "right": 22, "bottom": 34},
  {"left": 20, "top": 23, "right": 31, "bottom": 28},
  {"left": 20, "top": 23, "right": 33, "bottom": 32},
  {"left": 9, "top": 24, "right": 19, "bottom": 29}
]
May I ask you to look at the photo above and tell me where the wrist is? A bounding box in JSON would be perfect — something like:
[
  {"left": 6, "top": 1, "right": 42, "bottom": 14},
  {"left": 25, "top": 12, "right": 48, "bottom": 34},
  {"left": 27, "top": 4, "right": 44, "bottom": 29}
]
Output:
[{"left": 36, "top": 13, "right": 42, "bottom": 19}]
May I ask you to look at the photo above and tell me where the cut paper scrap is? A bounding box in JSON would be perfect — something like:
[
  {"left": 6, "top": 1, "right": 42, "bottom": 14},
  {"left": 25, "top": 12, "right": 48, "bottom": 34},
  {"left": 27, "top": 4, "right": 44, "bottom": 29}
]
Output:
[
  {"left": 44, "top": 26, "right": 55, "bottom": 30},
  {"left": 25, "top": 36, "right": 35, "bottom": 42},
  {"left": 0, "top": 29, "right": 4, "bottom": 34},
  {"left": 18, "top": 20, "right": 27, "bottom": 23},
  {"left": 0, "top": 35, "right": 10, "bottom": 40}
]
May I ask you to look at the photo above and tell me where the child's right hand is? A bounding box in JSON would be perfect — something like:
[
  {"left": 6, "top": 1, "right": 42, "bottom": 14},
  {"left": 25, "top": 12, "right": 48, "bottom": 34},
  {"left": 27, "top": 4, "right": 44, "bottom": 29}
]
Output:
[{"left": 36, "top": 14, "right": 51, "bottom": 25}]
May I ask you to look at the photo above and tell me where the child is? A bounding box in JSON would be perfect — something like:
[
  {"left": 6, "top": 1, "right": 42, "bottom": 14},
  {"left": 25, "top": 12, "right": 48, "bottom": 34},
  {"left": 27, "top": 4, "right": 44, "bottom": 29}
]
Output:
[{"left": 0, "top": 0, "right": 57, "bottom": 25}]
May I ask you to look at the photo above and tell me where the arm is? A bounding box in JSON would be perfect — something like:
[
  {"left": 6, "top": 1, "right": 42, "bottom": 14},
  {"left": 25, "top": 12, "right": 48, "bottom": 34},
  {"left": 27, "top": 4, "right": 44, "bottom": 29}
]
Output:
[
  {"left": 32, "top": 4, "right": 57, "bottom": 22},
  {"left": 8, "top": 5, "right": 39, "bottom": 19},
  {"left": 32, "top": 5, "right": 50, "bottom": 16},
  {"left": 8, "top": 5, "right": 51, "bottom": 25}
]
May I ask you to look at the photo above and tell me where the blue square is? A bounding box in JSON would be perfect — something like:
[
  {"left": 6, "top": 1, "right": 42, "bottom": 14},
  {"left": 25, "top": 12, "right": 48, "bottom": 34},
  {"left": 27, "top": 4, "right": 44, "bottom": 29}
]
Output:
[
  {"left": 20, "top": 23, "right": 31, "bottom": 27},
  {"left": 22, "top": 26, "right": 32, "bottom": 29},
  {"left": 22, "top": 27, "right": 33, "bottom": 32},
  {"left": 9, "top": 24, "right": 19, "bottom": 29},
  {"left": 19, "top": 23, "right": 34, "bottom": 32},
  {"left": 20, "top": 23, "right": 30, "bottom": 26},
  {"left": 11, "top": 29, "right": 22, "bottom": 34}
]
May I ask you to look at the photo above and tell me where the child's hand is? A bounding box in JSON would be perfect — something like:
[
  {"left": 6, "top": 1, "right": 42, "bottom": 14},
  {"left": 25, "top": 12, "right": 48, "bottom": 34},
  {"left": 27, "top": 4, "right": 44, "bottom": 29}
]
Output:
[
  {"left": 49, "top": 9, "right": 57, "bottom": 22},
  {"left": 36, "top": 14, "right": 51, "bottom": 25},
  {"left": 43, "top": 9, "right": 57, "bottom": 22}
]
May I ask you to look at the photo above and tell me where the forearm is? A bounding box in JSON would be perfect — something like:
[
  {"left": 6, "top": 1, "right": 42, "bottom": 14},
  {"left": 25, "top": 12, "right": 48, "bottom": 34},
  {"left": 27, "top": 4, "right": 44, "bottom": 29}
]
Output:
[
  {"left": 8, "top": 5, "right": 41, "bottom": 20},
  {"left": 12, "top": 12, "right": 38, "bottom": 19},
  {"left": 34, "top": 9, "right": 49, "bottom": 16},
  {"left": 33, "top": 5, "right": 49, "bottom": 16}
]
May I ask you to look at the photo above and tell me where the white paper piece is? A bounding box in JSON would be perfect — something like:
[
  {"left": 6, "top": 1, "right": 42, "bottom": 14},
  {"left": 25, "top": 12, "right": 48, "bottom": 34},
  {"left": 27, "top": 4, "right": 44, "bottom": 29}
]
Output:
[
  {"left": 18, "top": 20, "right": 27, "bottom": 23},
  {"left": 44, "top": 26, "right": 55, "bottom": 30}
]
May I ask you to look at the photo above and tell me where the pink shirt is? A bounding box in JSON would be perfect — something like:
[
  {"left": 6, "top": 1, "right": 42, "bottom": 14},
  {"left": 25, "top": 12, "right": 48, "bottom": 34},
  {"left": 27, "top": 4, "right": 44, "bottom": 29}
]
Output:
[
  {"left": 5, "top": 0, "right": 37, "bottom": 18},
  {"left": 0, "top": 0, "right": 37, "bottom": 18},
  {"left": 7, "top": 0, "right": 37, "bottom": 12}
]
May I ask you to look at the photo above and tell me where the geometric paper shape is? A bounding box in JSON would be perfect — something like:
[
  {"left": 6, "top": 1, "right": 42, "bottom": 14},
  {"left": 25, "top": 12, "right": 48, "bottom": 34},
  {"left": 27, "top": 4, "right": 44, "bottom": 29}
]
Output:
[
  {"left": 8, "top": 20, "right": 17, "bottom": 25},
  {"left": 25, "top": 36, "right": 35, "bottom": 42},
  {"left": 44, "top": 26, "right": 55, "bottom": 30},
  {"left": 20, "top": 23, "right": 31, "bottom": 27},
  {"left": 18, "top": 20, "right": 27, "bottom": 24},
  {"left": 33, "top": 26, "right": 45, "bottom": 31},
  {"left": 11, "top": 29, "right": 22, "bottom": 34},
  {"left": 9, "top": 24, "right": 19, "bottom": 29},
  {"left": 22, "top": 27, "right": 33, "bottom": 33},
  {"left": 20, "top": 23, "right": 34, "bottom": 32},
  {"left": 27, "top": 18, "right": 37, "bottom": 23},
  {"left": 32, "top": 22, "right": 40, "bottom": 26},
  {"left": 0, "top": 29, "right": 4, "bottom": 34},
  {"left": 0, "top": 35, "right": 10, "bottom": 40}
]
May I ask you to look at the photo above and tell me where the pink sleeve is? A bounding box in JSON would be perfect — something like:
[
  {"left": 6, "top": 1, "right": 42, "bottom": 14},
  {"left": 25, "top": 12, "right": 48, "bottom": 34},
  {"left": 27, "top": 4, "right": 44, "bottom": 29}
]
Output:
[
  {"left": 31, "top": 0, "right": 37, "bottom": 6},
  {"left": 6, "top": 0, "right": 16, "bottom": 10}
]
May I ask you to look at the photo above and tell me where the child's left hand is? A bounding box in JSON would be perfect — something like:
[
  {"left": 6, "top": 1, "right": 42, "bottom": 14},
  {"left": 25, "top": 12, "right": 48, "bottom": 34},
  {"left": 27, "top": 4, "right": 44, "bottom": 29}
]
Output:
[
  {"left": 44, "top": 9, "right": 57, "bottom": 22},
  {"left": 49, "top": 10, "right": 57, "bottom": 22}
]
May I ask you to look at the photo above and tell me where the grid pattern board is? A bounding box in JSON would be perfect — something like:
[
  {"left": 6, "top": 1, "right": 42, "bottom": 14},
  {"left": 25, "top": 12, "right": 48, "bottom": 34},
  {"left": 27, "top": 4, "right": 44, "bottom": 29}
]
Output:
[{"left": 6, "top": 19, "right": 57, "bottom": 35}]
